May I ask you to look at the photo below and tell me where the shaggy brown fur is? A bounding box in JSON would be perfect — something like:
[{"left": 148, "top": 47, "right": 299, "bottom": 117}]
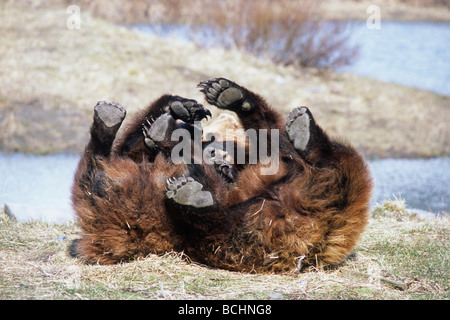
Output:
[
  {"left": 72, "top": 96, "right": 225, "bottom": 264},
  {"left": 71, "top": 78, "right": 373, "bottom": 273}
]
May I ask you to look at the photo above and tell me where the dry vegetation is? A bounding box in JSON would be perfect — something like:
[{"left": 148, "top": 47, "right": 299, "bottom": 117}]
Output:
[
  {"left": 13, "top": 1, "right": 362, "bottom": 70},
  {"left": 320, "top": 0, "right": 450, "bottom": 21},
  {"left": 0, "top": 1, "right": 449, "bottom": 301},
  {"left": 0, "top": 2, "right": 449, "bottom": 157},
  {"left": 1, "top": 200, "right": 448, "bottom": 300},
  {"left": 174, "top": 0, "right": 359, "bottom": 69},
  {"left": 15, "top": 0, "right": 450, "bottom": 23}
]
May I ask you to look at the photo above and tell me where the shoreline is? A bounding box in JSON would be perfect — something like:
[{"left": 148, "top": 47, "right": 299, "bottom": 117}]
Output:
[
  {"left": 1, "top": 152, "right": 448, "bottom": 219},
  {"left": 0, "top": 3, "right": 449, "bottom": 158},
  {"left": 0, "top": 3, "right": 448, "bottom": 301}
]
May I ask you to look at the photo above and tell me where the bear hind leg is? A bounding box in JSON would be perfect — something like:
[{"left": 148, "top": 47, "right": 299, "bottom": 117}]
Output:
[{"left": 88, "top": 101, "right": 126, "bottom": 157}]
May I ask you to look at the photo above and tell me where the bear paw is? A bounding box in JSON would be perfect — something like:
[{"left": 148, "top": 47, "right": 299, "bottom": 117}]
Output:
[
  {"left": 198, "top": 78, "right": 254, "bottom": 112},
  {"left": 211, "top": 156, "right": 238, "bottom": 184},
  {"left": 165, "top": 176, "right": 215, "bottom": 208},
  {"left": 285, "top": 107, "right": 314, "bottom": 153},
  {"left": 94, "top": 101, "right": 126, "bottom": 131},
  {"left": 142, "top": 113, "right": 173, "bottom": 149},
  {"left": 166, "top": 96, "right": 211, "bottom": 123}
]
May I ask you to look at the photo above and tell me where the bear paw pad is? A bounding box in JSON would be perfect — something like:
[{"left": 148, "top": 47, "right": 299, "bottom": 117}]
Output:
[
  {"left": 142, "top": 113, "right": 172, "bottom": 149},
  {"left": 286, "top": 107, "right": 313, "bottom": 152},
  {"left": 198, "top": 78, "right": 253, "bottom": 111},
  {"left": 94, "top": 101, "right": 126, "bottom": 128},
  {"left": 166, "top": 96, "right": 211, "bottom": 123},
  {"left": 165, "top": 176, "right": 215, "bottom": 208}
]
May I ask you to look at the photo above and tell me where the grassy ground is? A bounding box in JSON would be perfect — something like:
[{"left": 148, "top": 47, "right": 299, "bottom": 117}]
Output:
[
  {"left": 0, "top": 3, "right": 449, "bottom": 158},
  {"left": 0, "top": 200, "right": 448, "bottom": 300},
  {"left": 0, "top": 3, "right": 448, "bottom": 301}
]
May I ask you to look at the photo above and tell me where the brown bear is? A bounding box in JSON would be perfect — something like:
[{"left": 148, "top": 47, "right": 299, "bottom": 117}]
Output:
[{"left": 71, "top": 78, "right": 373, "bottom": 273}]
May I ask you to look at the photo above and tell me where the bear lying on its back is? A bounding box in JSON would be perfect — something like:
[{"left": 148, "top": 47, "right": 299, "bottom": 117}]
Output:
[{"left": 71, "top": 77, "right": 373, "bottom": 273}]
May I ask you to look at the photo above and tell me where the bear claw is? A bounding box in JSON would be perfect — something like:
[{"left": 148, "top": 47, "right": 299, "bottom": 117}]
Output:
[
  {"left": 165, "top": 176, "right": 215, "bottom": 208},
  {"left": 142, "top": 113, "right": 172, "bottom": 149},
  {"left": 198, "top": 78, "right": 253, "bottom": 111},
  {"left": 212, "top": 157, "right": 238, "bottom": 184},
  {"left": 166, "top": 96, "right": 211, "bottom": 123}
]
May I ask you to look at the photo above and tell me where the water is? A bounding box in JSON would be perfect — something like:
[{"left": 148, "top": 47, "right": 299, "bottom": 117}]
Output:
[
  {"left": 341, "top": 21, "right": 450, "bottom": 97},
  {"left": 369, "top": 158, "right": 450, "bottom": 213},
  {"left": 1, "top": 22, "right": 448, "bottom": 223},
  {"left": 0, "top": 153, "right": 448, "bottom": 223},
  {"left": 0, "top": 153, "right": 79, "bottom": 224},
  {"left": 133, "top": 21, "right": 450, "bottom": 96}
]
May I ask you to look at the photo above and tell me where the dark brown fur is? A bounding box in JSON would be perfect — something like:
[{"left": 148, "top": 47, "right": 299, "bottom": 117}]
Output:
[{"left": 72, "top": 79, "right": 373, "bottom": 273}]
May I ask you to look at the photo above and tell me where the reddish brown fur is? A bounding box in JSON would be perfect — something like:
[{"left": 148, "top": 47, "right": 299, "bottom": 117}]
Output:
[
  {"left": 72, "top": 154, "right": 184, "bottom": 264},
  {"left": 213, "top": 145, "right": 372, "bottom": 272},
  {"left": 72, "top": 80, "right": 373, "bottom": 273}
]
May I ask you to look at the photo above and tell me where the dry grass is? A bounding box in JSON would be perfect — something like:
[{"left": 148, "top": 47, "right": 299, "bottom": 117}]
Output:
[
  {"left": 1, "top": 1, "right": 448, "bottom": 302},
  {"left": 14, "top": 0, "right": 450, "bottom": 22},
  {"left": 318, "top": 0, "right": 450, "bottom": 22},
  {"left": 180, "top": 0, "right": 359, "bottom": 69},
  {"left": 1, "top": 200, "right": 448, "bottom": 300},
  {"left": 0, "top": 3, "right": 449, "bottom": 157},
  {"left": 15, "top": 0, "right": 362, "bottom": 70}
]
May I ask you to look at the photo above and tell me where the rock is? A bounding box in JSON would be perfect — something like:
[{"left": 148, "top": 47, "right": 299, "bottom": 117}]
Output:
[
  {"left": 268, "top": 292, "right": 284, "bottom": 300},
  {"left": 3, "top": 204, "right": 17, "bottom": 221},
  {"left": 156, "top": 290, "right": 173, "bottom": 299}
]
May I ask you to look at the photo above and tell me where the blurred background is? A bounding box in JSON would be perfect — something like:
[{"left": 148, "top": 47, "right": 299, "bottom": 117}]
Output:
[{"left": 0, "top": 0, "right": 449, "bottom": 222}]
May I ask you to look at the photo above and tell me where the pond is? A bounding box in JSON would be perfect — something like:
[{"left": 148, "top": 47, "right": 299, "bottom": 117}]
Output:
[
  {"left": 369, "top": 157, "right": 450, "bottom": 213},
  {"left": 341, "top": 21, "right": 450, "bottom": 97},
  {"left": 0, "top": 153, "right": 78, "bottom": 224},
  {"left": 0, "top": 153, "right": 448, "bottom": 224}
]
